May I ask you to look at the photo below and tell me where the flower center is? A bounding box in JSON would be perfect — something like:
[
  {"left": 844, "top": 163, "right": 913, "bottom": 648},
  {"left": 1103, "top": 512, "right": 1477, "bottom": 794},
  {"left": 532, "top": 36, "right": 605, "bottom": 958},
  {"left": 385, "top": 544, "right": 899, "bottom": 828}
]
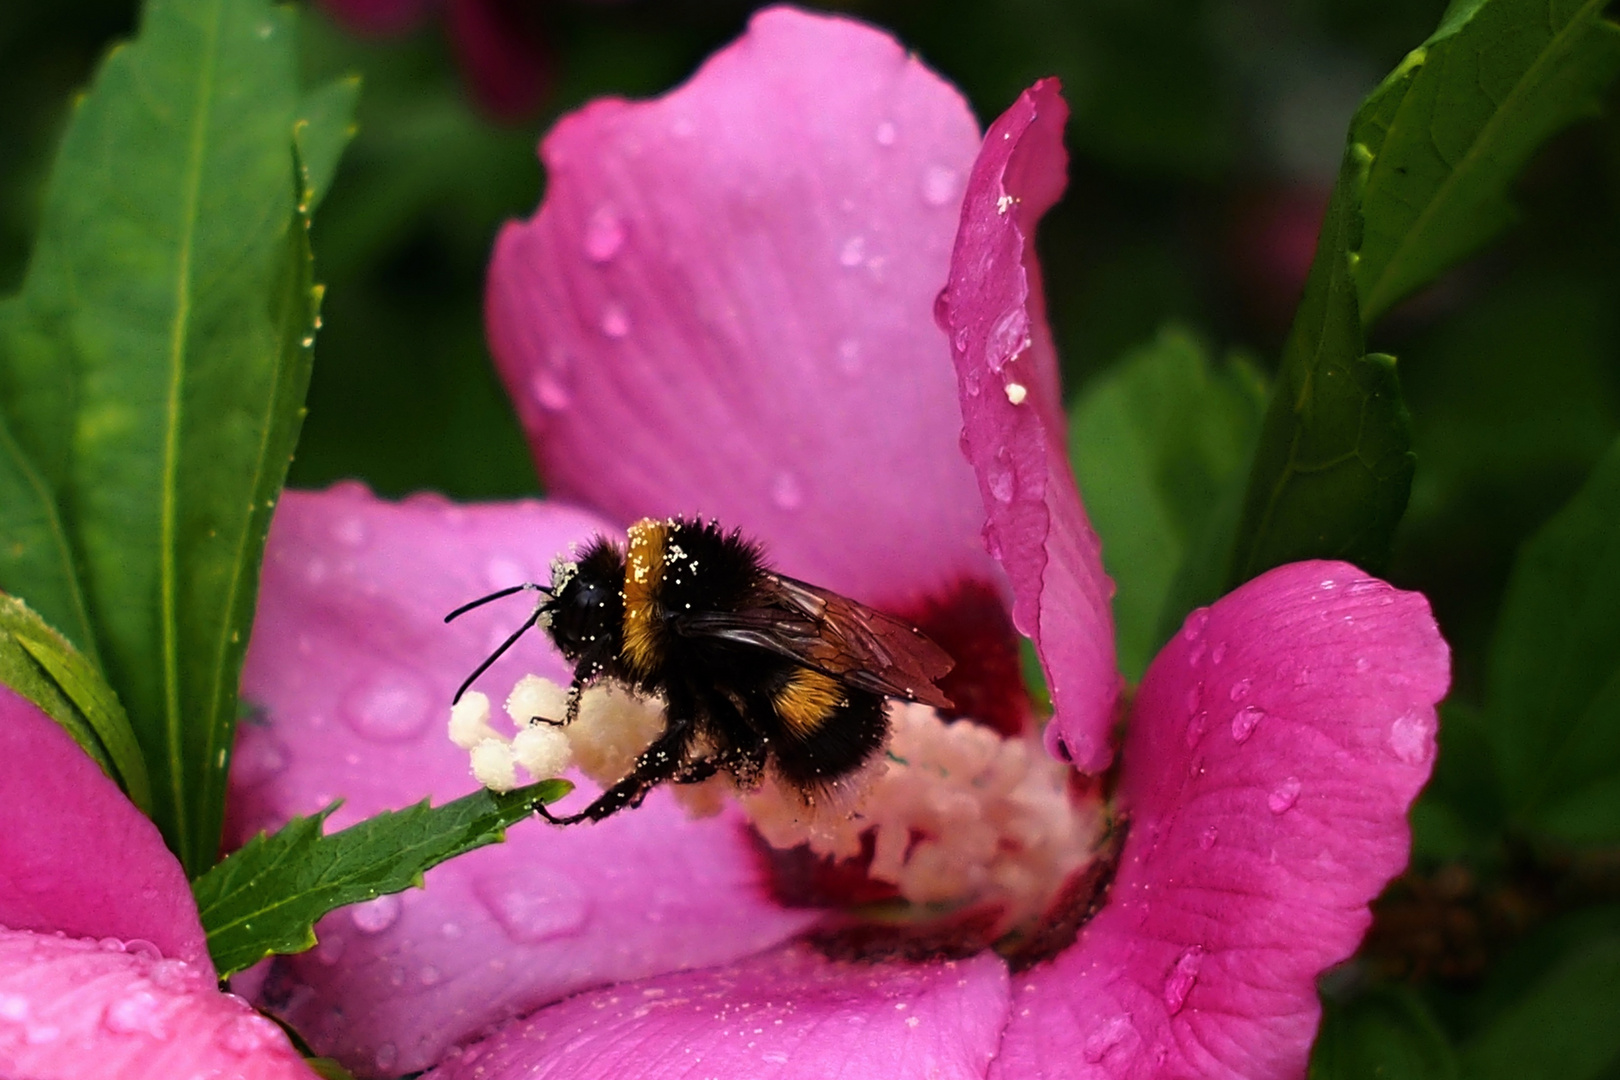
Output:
[{"left": 454, "top": 673, "right": 1113, "bottom": 962}]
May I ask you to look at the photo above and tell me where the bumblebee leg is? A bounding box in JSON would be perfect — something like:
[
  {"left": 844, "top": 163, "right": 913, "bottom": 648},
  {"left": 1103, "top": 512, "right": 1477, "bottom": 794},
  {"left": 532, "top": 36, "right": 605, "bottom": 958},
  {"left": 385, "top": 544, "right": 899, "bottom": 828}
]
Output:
[
  {"left": 672, "top": 757, "right": 721, "bottom": 784},
  {"left": 536, "top": 712, "right": 693, "bottom": 824}
]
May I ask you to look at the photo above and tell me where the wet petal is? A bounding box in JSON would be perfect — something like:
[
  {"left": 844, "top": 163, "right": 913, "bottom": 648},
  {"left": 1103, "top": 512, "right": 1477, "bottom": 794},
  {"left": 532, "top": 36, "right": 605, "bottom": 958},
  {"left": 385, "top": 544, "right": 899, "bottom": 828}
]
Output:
[
  {"left": 235, "top": 485, "right": 813, "bottom": 1074},
  {"left": 487, "top": 5, "right": 993, "bottom": 604},
  {"left": 0, "top": 928, "right": 311, "bottom": 1080},
  {"left": 938, "top": 79, "right": 1119, "bottom": 772},
  {"left": 424, "top": 944, "right": 1010, "bottom": 1080},
  {"left": 992, "top": 561, "right": 1449, "bottom": 1079},
  {"left": 0, "top": 688, "right": 209, "bottom": 969}
]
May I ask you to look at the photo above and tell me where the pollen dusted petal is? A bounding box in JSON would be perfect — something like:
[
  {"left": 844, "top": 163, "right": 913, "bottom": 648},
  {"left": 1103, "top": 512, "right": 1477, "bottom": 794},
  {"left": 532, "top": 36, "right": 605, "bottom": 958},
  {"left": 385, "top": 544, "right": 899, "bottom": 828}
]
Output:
[
  {"left": 487, "top": 6, "right": 994, "bottom": 607},
  {"left": 0, "top": 689, "right": 211, "bottom": 970},
  {"left": 937, "top": 79, "right": 1120, "bottom": 774},
  {"left": 0, "top": 928, "right": 312, "bottom": 1080},
  {"left": 422, "top": 944, "right": 1011, "bottom": 1080},
  {"left": 233, "top": 485, "right": 816, "bottom": 1074},
  {"left": 989, "top": 561, "right": 1449, "bottom": 1080}
]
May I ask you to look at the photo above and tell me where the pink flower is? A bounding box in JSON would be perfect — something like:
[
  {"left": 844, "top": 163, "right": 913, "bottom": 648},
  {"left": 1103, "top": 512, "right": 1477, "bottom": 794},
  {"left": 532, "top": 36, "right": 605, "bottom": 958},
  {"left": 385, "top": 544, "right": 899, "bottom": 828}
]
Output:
[
  {"left": 0, "top": 687, "right": 315, "bottom": 1078},
  {"left": 231, "top": 8, "right": 1450, "bottom": 1078},
  {"left": 318, "top": 0, "right": 548, "bottom": 120}
]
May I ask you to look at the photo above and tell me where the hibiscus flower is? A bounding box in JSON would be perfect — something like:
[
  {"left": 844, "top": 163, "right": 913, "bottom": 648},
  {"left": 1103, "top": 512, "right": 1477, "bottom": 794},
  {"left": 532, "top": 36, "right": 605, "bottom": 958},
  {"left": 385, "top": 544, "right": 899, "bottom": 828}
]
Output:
[
  {"left": 229, "top": 8, "right": 1449, "bottom": 1078},
  {"left": 0, "top": 687, "right": 315, "bottom": 1078}
]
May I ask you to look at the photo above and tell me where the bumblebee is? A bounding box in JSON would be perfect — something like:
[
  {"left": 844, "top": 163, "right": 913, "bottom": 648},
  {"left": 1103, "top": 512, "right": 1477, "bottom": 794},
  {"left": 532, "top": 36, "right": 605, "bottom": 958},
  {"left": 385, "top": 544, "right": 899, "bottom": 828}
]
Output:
[{"left": 447, "top": 517, "right": 955, "bottom": 824}]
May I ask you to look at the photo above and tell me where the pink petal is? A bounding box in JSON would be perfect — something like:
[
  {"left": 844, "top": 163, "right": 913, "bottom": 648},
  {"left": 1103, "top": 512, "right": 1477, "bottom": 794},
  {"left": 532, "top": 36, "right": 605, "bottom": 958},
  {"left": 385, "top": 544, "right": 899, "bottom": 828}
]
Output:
[
  {"left": 0, "top": 687, "right": 210, "bottom": 970},
  {"left": 487, "top": 5, "right": 994, "bottom": 605},
  {"left": 446, "top": 0, "right": 550, "bottom": 121},
  {"left": 316, "top": 0, "right": 437, "bottom": 35},
  {"left": 0, "top": 928, "right": 312, "bottom": 1080},
  {"left": 990, "top": 561, "right": 1449, "bottom": 1079},
  {"left": 937, "top": 79, "right": 1120, "bottom": 772},
  {"left": 424, "top": 944, "right": 1010, "bottom": 1080},
  {"left": 235, "top": 485, "right": 814, "bottom": 1074}
]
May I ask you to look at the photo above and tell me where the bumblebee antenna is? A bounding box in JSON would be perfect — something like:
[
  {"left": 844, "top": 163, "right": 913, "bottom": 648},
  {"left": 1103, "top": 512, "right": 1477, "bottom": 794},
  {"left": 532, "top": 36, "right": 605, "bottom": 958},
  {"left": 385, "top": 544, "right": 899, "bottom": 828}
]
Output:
[
  {"left": 452, "top": 607, "right": 544, "bottom": 704},
  {"left": 444, "top": 582, "right": 549, "bottom": 623}
]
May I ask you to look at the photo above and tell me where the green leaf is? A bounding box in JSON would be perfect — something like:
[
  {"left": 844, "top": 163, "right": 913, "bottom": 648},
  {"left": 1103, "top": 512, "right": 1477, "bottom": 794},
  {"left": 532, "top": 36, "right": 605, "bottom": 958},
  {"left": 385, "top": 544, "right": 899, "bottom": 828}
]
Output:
[
  {"left": 295, "top": 75, "right": 360, "bottom": 217},
  {"left": 193, "top": 779, "right": 573, "bottom": 978},
  {"left": 1484, "top": 437, "right": 1620, "bottom": 844},
  {"left": 1352, "top": 0, "right": 1620, "bottom": 325},
  {"left": 1069, "top": 327, "right": 1266, "bottom": 681},
  {"left": 1309, "top": 986, "right": 1459, "bottom": 1080},
  {"left": 1227, "top": 151, "right": 1416, "bottom": 589},
  {"left": 0, "top": 411, "right": 97, "bottom": 660},
  {"left": 0, "top": 594, "right": 150, "bottom": 811},
  {"left": 1460, "top": 930, "right": 1620, "bottom": 1080},
  {"left": 0, "top": 0, "right": 336, "bottom": 874}
]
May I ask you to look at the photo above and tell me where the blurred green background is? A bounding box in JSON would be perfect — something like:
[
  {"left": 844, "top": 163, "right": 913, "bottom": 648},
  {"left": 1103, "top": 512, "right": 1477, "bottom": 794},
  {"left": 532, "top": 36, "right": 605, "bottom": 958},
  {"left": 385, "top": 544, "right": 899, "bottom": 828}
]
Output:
[{"left": 5, "top": 0, "right": 1620, "bottom": 1070}]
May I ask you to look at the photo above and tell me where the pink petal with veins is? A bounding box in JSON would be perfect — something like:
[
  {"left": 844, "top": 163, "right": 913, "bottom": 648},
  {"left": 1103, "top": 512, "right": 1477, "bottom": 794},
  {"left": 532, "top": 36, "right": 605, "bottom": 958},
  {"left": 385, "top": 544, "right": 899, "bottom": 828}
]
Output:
[
  {"left": 990, "top": 561, "right": 1448, "bottom": 1079},
  {"left": 938, "top": 79, "right": 1120, "bottom": 772},
  {"left": 424, "top": 944, "right": 1010, "bottom": 1080},
  {"left": 0, "top": 928, "right": 312, "bottom": 1080},
  {"left": 234, "top": 485, "right": 813, "bottom": 1075},
  {"left": 0, "top": 688, "right": 209, "bottom": 969},
  {"left": 487, "top": 5, "right": 993, "bottom": 609}
]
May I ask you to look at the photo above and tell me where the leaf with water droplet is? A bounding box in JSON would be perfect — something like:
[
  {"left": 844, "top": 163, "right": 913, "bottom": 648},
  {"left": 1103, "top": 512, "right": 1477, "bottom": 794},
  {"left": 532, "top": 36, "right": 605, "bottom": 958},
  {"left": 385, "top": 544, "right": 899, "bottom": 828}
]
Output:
[{"left": 192, "top": 777, "right": 572, "bottom": 977}]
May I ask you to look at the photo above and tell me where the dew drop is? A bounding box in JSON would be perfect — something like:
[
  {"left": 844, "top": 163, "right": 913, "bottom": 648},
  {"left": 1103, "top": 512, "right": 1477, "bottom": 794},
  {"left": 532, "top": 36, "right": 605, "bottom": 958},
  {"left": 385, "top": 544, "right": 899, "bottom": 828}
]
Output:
[
  {"left": 1231, "top": 705, "right": 1265, "bottom": 743},
  {"left": 1354, "top": 656, "right": 1370, "bottom": 673},
  {"left": 419, "top": 965, "right": 441, "bottom": 987},
  {"left": 218, "top": 1014, "right": 280, "bottom": 1055},
  {"left": 475, "top": 873, "right": 590, "bottom": 943},
  {"left": 836, "top": 338, "right": 862, "bottom": 375},
  {"left": 1228, "top": 678, "right": 1252, "bottom": 702},
  {"left": 1082, "top": 1014, "right": 1131, "bottom": 1063},
  {"left": 531, "top": 370, "right": 572, "bottom": 412},
  {"left": 333, "top": 516, "right": 367, "bottom": 548},
  {"left": 874, "top": 120, "right": 897, "bottom": 146},
  {"left": 922, "top": 164, "right": 959, "bottom": 207},
  {"left": 1198, "top": 826, "right": 1218, "bottom": 850},
  {"left": 933, "top": 287, "right": 952, "bottom": 332},
  {"left": 1181, "top": 608, "right": 1210, "bottom": 641},
  {"left": 1188, "top": 640, "right": 1207, "bottom": 666},
  {"left": 770, "top": 470, "right": 804, "bottom": 511},
  {"left": 1389, "top": 709, "right": 1435, "bottom": 765},
  {"left": 1185, "top": 709, "right": 1209, "bottom": 749},
  {"left": 1183, "top": 684, "right": 1202, "bottom": 716},
  {"left": 232, "top": 729, "right": 288, "bottom": 787},
  {"left": 1211, "top": 642, "right": 1228, "bottom": 665},
  {"left": 375, "top": 1043, "right": 399, "bottom": 1072},
  {"left": 1319, "top": 578, "right": 1337, "bottom": 591},
  {"left": 839, "top": 235, "right": 866, "bottom": 267},
  {"left": 350, "top": 894, "right": 402, "bottom": 934},
  {"left": 0, "top": 994, "right": 29, "bottom": 1022},
  {"left": 981, "top": 520, "right": 1004, "bottom": 561},
  {"left": 1268, "top": 776, "right": 1302, "bottom": 814},
  {"left": 103, "top": 990, "right": 168, "bottom": 1038},
  {"left": 986, "top": 308, "right": 1030, "bottom": 371},
  {"left": 583, "top": 205, "right": 625, "bottom": 262},
  {"left": 599, "top": 301, "right": 631, "bottom": 339},
  {"left": 341, "top": 671, "right": 431, "bottom": 743},
  {"left": 1162, "top": 946, "right": 1205, "bottom": 1015},
  {"left": 953, "top": 326, "right": 971, "bottom": 354},
  {"left": 1348, "top": 579, "right": 1383, "bottom": 596},
  {"left": 987, "top": 461, "right": 1016, "bottom": 504}
]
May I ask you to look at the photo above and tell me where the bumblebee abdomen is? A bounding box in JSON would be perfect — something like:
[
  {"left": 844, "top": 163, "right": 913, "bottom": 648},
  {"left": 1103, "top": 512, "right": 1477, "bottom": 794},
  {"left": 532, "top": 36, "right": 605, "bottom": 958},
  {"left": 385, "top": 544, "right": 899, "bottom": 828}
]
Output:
[{"left": 765, "top": 671, "right": 887, "bottom": 787}]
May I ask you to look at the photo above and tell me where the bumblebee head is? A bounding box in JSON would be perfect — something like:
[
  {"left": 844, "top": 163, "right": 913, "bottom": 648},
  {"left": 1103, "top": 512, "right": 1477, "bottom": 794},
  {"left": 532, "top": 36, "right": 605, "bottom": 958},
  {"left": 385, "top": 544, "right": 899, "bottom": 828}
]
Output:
[{"left": 542, "top": 543, "right": 626, "bottom": 660}]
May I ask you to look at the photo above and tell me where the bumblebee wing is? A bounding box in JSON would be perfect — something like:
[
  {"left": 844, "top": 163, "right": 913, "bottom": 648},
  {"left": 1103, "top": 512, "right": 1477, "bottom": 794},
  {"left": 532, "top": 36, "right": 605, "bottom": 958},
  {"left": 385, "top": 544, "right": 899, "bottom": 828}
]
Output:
[{"left": 674, "top": 574, "right": 955, "bottom": 709}]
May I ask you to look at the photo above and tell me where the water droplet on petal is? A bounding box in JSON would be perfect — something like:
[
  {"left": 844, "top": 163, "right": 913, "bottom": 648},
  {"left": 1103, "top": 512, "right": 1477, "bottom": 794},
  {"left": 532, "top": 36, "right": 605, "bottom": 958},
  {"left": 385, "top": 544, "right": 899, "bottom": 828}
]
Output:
[
  {"left": 839, "top": 235, "right": 866, "bottom": 267},
  {"left": 875, "top": 121, "right": 897, "bottom": 146},
  {"left": 218, "top": 1014, "right": 281, "bottom": 1055},
  {"left": 419, "top": 965, "right": 441, "bottom": 986},
  {"left": 1228, "top": 678, "right": 1252, "bottom": 702},
  {"left": 1268, "top": 776, "right": 1302, "bottom": 814},
  {"left": 1162, "top": 946, "right": 1206, "bottom": 1014},
  {"left": 600, "top": 301, "right": 630, "bottom": 339},
  {"left": 1389, "top": 709, "right": 1435, "bottom": 765},
  {"left": 350, "top": 894, "right": 402, "bottom": 934},
  {"left": 375, "top": 1043, "right": 399, "bottom": 1072},
  {"left": 475, "top": 874, "right": 589, "bottom": 943},
  {"left": 0, "top": 994, "right": 29, "bottom": 1021},
  {"left": 1319, "top": 578, "right": 1337, "bottom": 590},
  {"left": 1198, "top": 826, "right": 1218, "bottom": 850},
  {"left": 986, "top": 308, "right": 1030, "bottom": 371},
  {"left": 981, "top": 520, "right": 1003, "bottom": 561},
  {"left": 342, "top": 671, "right": 431, "bottom": 743},
  {"left": 1348, "top": 579, "right": 1384, "bottom": 596},
  {"left": 1231, "top": 705, "right": 1265, "bottom": 743},
  {"left": 232, "top": 728, "right": 288, "bottom": 787},
  {"left": 333, "top": 516, "right": 367, "bottom": 548},
  {"left": 770, "top": 470, "right": 804, "bottom": 511},
  {"left": 1211, "top": 642, "right": 1228, "bottom": 665},
  {"left": 1185, "top": 709, "right": 1209, "bottom": 749},
  {"left": 1182, "top": 608, "right": 1210, "bottom": 641},
  {"left": 988, "top": 464, "right": 1015, "bottom": 504},
  {"left": 583, "top": 205, "right": 626, "bottom": 262},
  {"left": 103, "top": 990, "right": 168, "bottom": 1038},
  {"left": 922, "top": 164, "right": 959, "bottom": 206},
  {"left": 532, "top": 370, "right": 572, "bottom": 412},
  {"left": 1355, "top": 656, "right": 1370, "bottom": 673},
  {"left": 1082, "top": 1014, "right": 1132, "bottom": 1063}
]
